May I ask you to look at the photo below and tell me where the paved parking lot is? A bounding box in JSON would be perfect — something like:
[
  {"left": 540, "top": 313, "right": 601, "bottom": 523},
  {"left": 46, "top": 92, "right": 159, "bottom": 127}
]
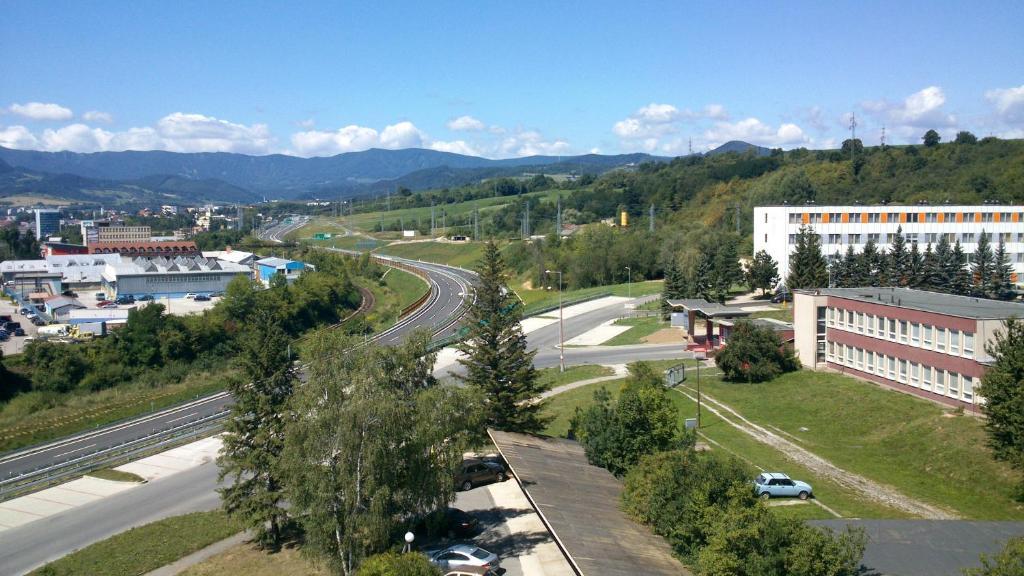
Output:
[{"left": 0, "top": 297, "right": 38, "bottom": 356}]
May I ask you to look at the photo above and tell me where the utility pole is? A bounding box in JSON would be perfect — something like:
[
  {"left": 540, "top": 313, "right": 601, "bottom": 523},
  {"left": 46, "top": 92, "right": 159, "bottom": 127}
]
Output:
[
  {"left": 625, "top": 266, "right": 631, "bottom": 299},
  {"left": 735, "top": 204, "right": 740, "bottom": 235},
  {"left": 546, "top": 269, "right": 565, "bottom": 372},
  {"left": 430, "top": 201, "right": 435, "bottom": 235},
  {"left": 556, "top": 195, "right": 562, "bottom": 236},
  {"left": 849, "top": 112, "right": 858, "bottom": 163},
  {"left": 688, "top": 137, "right": 693, "bottom": 156},
  {"left": 649, "top": 203, "right": 655, "bottom": 232},
  {"left": 525, "top": 200, "right": 530, "bottom": 237},
  {"left": 880, "top": 125, "right": 887, "bottom": 148},
  {"left": 473, "top": 208, "right": 479, "bottom": 240}
]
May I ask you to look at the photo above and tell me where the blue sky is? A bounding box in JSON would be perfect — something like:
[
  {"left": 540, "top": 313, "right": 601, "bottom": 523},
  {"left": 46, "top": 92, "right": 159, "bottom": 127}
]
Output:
[{"left": 2, "top": 1, "right": 1022, "bottom": 157}]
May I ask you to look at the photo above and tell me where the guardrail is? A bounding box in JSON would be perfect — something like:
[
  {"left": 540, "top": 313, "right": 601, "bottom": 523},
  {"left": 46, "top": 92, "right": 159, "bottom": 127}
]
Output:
[{"left": 0, "top": 409, "right": 228, "bottom": 501}]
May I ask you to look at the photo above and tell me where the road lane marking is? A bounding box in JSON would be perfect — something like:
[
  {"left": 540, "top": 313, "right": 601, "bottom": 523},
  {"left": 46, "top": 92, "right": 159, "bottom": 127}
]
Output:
[{"left": 52, "top": 444, "right": 95, "bottom": 460}]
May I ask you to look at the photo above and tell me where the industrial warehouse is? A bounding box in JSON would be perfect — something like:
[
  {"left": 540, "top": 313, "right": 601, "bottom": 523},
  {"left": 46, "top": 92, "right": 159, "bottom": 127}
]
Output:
[{"left": 100, "top": 255, "right": 253, "bottom": 298}]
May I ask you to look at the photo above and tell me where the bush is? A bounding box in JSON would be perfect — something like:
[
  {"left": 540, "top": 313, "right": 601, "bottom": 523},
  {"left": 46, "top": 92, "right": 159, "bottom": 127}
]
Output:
[
  {"left": 715, "top": 320, "right": 799, "bottom": 382},
  {"left": 355, "top": 552, "right": 441, "bottom": 576},
  {"left": 622, "top": 450, "right": 752, "bottom": 558},
  {"left": 570, "top": 362, "right": 692, "bottom": 476},
  {"left": 964, "top": 536, "right": 1024, "bottom": 576}
]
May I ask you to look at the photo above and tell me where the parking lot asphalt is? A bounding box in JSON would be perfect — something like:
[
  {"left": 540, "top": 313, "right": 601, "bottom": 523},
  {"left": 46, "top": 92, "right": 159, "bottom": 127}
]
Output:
[{"left": 1, "top": 297, "right": 38, "bottom": 357}]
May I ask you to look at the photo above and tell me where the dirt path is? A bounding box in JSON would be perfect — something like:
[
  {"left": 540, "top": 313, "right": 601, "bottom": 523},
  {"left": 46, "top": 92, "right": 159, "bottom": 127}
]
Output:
[{"left": 671, "top": 380, "right": 958, "bottom": 520}]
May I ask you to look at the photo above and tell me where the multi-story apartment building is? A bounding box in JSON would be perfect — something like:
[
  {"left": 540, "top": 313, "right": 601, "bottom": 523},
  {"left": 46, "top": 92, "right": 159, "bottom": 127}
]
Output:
[
  {"left": 81, "top": 220, "right": 152, "bottom": 244},
  {"left": 793, "top": 287, "right": 1024, "bottom": 407},
  {"left": 754, "top": 205, "right": 1024, "bottom": 285}
]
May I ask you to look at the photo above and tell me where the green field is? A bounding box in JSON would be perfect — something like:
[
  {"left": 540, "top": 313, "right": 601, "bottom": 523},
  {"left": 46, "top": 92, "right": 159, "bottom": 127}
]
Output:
[
  {"left": 537, "top": 364, "right": 614, "bottom": 391},
  {"left": 604, "top": 316, "right": 669, "bottom": 345},
  {"left": 682, "top": 370, "right": 1024, "bottom": 520},
  {"left": 30, "top": 511, "right": 242, "bottom": 576},
  {"left": 86, "top": 468, "right": 146, "bottom": 483},
  {"left": 748, "top": 307, "right": 794, "bottom": 322},
  {"left": 353, "top": 267, "right": 429, "bottom": 332},
  {"left": 378, "top": 241, "right": 487, "bottom": 269},
  {"left": 182, "top": 542, "right": 326, "bottom": 576},
  {"left": 519, "top": 280, "right": 663, "bottom": 315}
]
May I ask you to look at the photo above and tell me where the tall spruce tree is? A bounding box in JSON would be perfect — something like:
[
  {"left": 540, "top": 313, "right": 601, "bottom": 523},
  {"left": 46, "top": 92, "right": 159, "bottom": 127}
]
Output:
[
  {"left": 908, "top": 242, "right": 924, "bottom": 288},
  {"left": 933, "top": 235, "right": 954, "bottom": 293},
  {"left": 976, "top": 319, "right": 1024, "bottom": 499},
  {"left": 859, "top": 239, "right": 882, "bottom": 287},
  {"left": 835, "top": 247, "right": 855, "bottom": 287},
  {"left": 888, "top": 226, "right": 910, "bottom": 286},
  {"left": 712, "top": 238, "right": 743, "bottom": 303},
  {"left": 457, "top": 241, "right": 547, "bottom": 433},
  {"left": 661, "top": 257, "right": 686, "bottom": 319},
  {"left": 921, "top": 243, "right": 942, "bottom": 291},
  {"left": 218, "top": 309, "right": 297, "bottom": 548},
  {"left": 950, "top": 240, "right": 972, "bottom": 296},
  {"left": 992, "top": 238, "right": 1015, "bottom": 300},
  {"left": 972, "top": 230, "right": 996, "bottom": 297},
  {"left": 786, "top": 226, "right": 828, "bottom": 289}
]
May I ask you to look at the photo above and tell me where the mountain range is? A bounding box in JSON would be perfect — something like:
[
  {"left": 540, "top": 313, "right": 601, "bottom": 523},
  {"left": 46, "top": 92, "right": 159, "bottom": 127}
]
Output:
[{"left": 0, "top": 141, "right": 768, "bottom": 206}]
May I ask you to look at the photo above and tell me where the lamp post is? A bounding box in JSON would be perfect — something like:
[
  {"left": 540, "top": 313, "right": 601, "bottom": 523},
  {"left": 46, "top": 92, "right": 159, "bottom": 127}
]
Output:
[
  {"left": 404, "top": 531, "right": 415, "bottom": 553},
  {"left": 624, "top": 266, "right": 631, "bottom": 299},
  {"left": 546, "top": 269, "right": 565, "bottom": 373}
]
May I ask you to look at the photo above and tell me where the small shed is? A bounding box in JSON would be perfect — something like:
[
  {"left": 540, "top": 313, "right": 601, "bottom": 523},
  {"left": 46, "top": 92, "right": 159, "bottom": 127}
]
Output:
[
  {"left": 44, "top": 296, "right": 87, "bottom": 319},
  {"left": 255, "top": 257, "right": 307, "bottom": 286},
  {"left": 666, "top": 298, "right": 752, "bottom": 352}
]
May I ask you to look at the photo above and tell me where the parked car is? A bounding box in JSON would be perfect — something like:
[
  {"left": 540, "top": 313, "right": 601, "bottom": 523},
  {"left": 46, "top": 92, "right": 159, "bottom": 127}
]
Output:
[
  {"left": 0, "top": 314, "right": 12, "bottom": 323},
  {"left": 138, "top": 294, "right": 154, "bottom": 301},
  {"left": 31, "top": 317, "right": 46, "bottom": 326},
  {"left": 184, "top": 293, "right": 198, "bottom": 300},
  {"left": 426, "top": 544, "right": 500, "bottom": 573},
  {"left": 194, "top": 294, "right": 211, "bottom": 301},
  {"left": 210, "top": 291, "right": 224, "bottom": 298},
  {"left": 455, "top": 459, "right": 507, "bottom": 491},
  {"left": 5, "top": 321, "right": 22, "bottom": 332},
  {"left": 98, "top": 301, "right": 118, "bottom": 309},
  {"left": 13, "top": 327, "right": 26, "bottom": 337},
  {"left": 0, "top": 330, "right": 8, "bottom": 341},
  {"left": 445, "top": 566, "right": 500, "bottom": 576},
  {"left": 95, "top": 292, "right": 106, "bottom": 300},
  {"left": 754, "top": 472, "right": 812, "bottom": 500},
  {"left": 19, "top": 307, "right": 31, "bottom": 315},
  {"left": 115, "top": 295, "right": 135, "bottom": 305},
  {"left": 414, "top": 507, "right": 481, "bottom": 540},
  {"left": 770, "top": 291, "right": 793, "bottom": 303},
  {"left": 61, "top": 290, "right": 78, "bottom": 297}
]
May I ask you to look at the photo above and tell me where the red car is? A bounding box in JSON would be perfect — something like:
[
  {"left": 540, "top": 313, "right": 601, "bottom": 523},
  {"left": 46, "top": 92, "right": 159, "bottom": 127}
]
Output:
[{"left": 97, "top": 300, "right": 117, "bottom": 308}]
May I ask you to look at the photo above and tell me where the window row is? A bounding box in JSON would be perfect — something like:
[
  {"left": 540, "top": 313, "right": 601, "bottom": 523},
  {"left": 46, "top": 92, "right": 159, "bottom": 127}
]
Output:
[
  {"left": 825, "top": 307, "right": 974, "bottom": 358},
  {"left": 826, "top": 342, "right": 976, "bottom": 402},
  {"left": 787, "top": 211, "right": 1024, "bottom": 225},
  {"left": 791, "top": 232, "right": 1024, "bottom": 245}
]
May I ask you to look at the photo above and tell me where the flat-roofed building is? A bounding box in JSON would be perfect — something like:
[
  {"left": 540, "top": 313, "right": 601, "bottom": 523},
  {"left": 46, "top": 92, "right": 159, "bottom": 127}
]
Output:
[
  {"left": 88, "top": 240, "right": 199, "bottom": 259},
  {"left": 101, "top": 255, "right": 251, "bottom": 298},
  {"left": 754, "top": 205, "right": 1024, "bottom": 286},
  {"left": 255, "top": 257, "right": 307, "bottom": 286},
  {"left": 793, "top": 287, "right": 1024, "bottom": 407},
  {"left": 34, "top": 209, "right": 61, "bottom": 239}
]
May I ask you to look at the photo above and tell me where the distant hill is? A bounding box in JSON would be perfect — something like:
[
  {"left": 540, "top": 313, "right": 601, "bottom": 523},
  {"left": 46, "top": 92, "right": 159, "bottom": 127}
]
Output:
[
  {"left": 0, "top": 147, "right": 669, "bottom": 201},
  {"left": 706, "top": 140, "right": 771, "bottom": 157}
]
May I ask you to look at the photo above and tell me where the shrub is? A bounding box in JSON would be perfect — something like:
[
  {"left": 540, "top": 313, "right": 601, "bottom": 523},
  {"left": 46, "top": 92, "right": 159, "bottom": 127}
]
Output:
[
  {"left": 964, "top": 536, "right": 1024, "bottom": 576},
  {"left": 715, "top": 320, "right": 799, "bottom": 382},
  {"left": 356, "top": 552, "right": 441, "bottom": 576}
]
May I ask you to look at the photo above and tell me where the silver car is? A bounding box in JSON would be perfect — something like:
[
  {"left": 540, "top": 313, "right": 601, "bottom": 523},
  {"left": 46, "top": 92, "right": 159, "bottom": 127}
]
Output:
[{"left": 427, "top": 544, "right": 500, "bottom": 572}]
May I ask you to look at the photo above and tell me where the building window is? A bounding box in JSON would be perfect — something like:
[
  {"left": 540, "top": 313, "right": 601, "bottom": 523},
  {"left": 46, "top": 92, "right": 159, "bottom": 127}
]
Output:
[
  {"left": 809, "top": 213, "right": 823, "bottom": 223},
  {"left": 827, "top": 341, "right": 835, "bottom": 359},
  {"left": 1001, "top": 212, "right": 1012, "bottom": 222},
  {"left": 866, "top": 314, "right": 875, "bottom": 335},
  {"left": 982, "top": 212, "right": 994, "bottom": 222},
  {"left": 1017, "top": 233, "right": 1024, "bottom": 242},
  {"left": 849, "top": 212, "right": 860, "bottom": 221},
  {"left": 849, "top": 233, "right": 861, "bottom": 244},
  {"left": 944, "top": 212, "right": 956, "bottom": 222},
  {"left": 868, "top": 233, "right": 881, "bottom": 243},
  {"left": 910, "top": 362, "right": 919, "bottom": 386},
  {"left": 866, "top": 351, "right": 875, "bottom": 372},
  {"left": 789, "top": 234, "right": 797, "bottom": 245},
  {"left": 829, "top": 233, "right": 842, "bottom": 244},
  {"left": 888, "top": 356, "right": 897, "bottom": 379},
  {"left": 936, "top": 328, "right": 946, "bottom": 352},
  {"left": 789, "top": 213, "right": 802, "bottom": 224},
  {"left": 846, "top": 345, "right": 854, "bottom": 364},
  {"left": 899, "top": 320, "right": 909, "bottom": 343},
  {"left": 963, "top": 212, "right": 974, "bottom": 222},
  {"left": 926, "top": 213, "right": 938, "bottom": 223},
  {"left": 899, "top": 360, "right": 908, "bottom": 383},
  {"left": 948, "top": 371, "right": 960, "bottom": 397},
  {"left": 847, "top": 310, "right": 854, "bottom": 326},
  {"left": 950, "top": 331, "right": 960, "bottom": 354},
  {"left": 877, "top": 315, "right": 886, "bottom": 335},
  {"left": 922, "top": 365, "right": 932, "bottom": 390},
  {"left": 856, "top": 348, "right": 864, "bottom": 369},
  {"left": 826, "top": 307, "right": 833, "bottom": 326},
  {"left": 888, "top": 318, "right": 897, "bottom": 340},
  {"left": 911, "top": 322, "right": 920, "bottom": 345},
  {"left": 924, "top": 232, "right": 938, "bottom": 243},
  {"left": 923, "top": 325, "right": 932, "bottom": 347},
  {"left": 963, "top": 377, "right": 974, "bottom": 401},
  {"left": 964, "top": 332, "right": 974, "bottom": 356},
  {"left": 962, "top": 232, "right": 975, "bottom": 243},
  {"left": 934, "top": 370, "right": 946, "bottom": 394},
  {"left": 856, "top": 313, "right": 864, "bottom": 333},
  {"left": 829, "top": 212, "right": 842, "bottom": 222},
  {"left": 905, "top": 233, "right": 918, "bottom": 244}
]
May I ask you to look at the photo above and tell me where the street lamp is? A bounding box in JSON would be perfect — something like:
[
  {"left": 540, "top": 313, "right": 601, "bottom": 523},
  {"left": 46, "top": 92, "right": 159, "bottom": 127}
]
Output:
[
  {"left": 624, "top": 266, "right": 631, "bottom": 299},
  {"left": 545, "top": 269, "right": 565, "bottom": 373},
  {"left": 404, "top": 531, "right": 415, "bottom": 553}
]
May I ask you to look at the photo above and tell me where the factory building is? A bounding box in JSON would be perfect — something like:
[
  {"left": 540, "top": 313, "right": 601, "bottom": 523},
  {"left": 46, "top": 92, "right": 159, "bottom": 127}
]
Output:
[
  {"left": 101, "top": 255, "right": 250, "bottom": 298},
  {"left": 255, "top": 257, "right": 307, "bottom": 286}
]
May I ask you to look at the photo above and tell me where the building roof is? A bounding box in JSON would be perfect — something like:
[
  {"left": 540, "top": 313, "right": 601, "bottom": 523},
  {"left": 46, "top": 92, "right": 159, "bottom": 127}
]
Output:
[
  {"left": 719, "top": 317, "right": 793, "bottom": 332},
  {"left": 103, "top": 255, "right": 250, "bottom": 278},
  {"left": 806, "top": 287, "right": 1024, "bottom": 320},
  {"left": 666, "top": 298, "right": 753, "bottom": 318},
  {"left": 255, "top": 257, "right": 295, "bottom": 267},
  {"left": 1, "top": 254, "right": 123, "bottom": 284},
  {"left": 756, "top": 203, "right": 1024, "bottom": 209},
  {"left": 88, "top": 241, "right": 198, "bottom": 254},
  {"left": 201, "top": 249, "right": 255, "bottom": 264},
  {"left": 45, "top": 296, "right": 85, "bottom": 310},
  {"left": 488, "top": 430, "right": 690, "bottom": 576}
]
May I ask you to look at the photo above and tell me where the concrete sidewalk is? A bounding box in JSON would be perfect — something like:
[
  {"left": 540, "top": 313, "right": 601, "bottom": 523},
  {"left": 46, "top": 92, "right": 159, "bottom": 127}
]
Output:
[{"left": 144, "top": 531, "right": 249, "bottom": 576}]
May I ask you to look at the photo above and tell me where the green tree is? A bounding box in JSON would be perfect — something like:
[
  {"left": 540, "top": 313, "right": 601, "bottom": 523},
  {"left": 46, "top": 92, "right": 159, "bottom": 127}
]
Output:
[
  {"left": 888, "top": 226, "right": 910, "bottom": 286},
  {"left": 777, "top": 170, "right": 816, "bottom": 204},
  {"left": 282, "top": 331, "right": 482, "bottom": 575},
  {"left": 991, "top": 238, "right": 1015, "bottom": 300},
  {"left": 622, "top": 450, "right": 752, "bottom": 559},
  {"left": 955, "top": 131, "right": 978, "bottom": 145},
  {"left": 662, "top": 257, "right": 687, "bottom": 319},
  {"left": 712, "top": 237, "right": 743, "bottom": 303},
  {"left": 786, "top": 226, "right": 828, "bottom": 290},
  {"left": 119, "top": 303, "right": 166, "bottom": 367},
  {"left": 745, "top": 250, "right": 780, "bottom": 296},
  {"left": 923, "top": 129, "right": 942, "bottom": 147},
  {"left": 858, "top": 239, "right": 883, "bottom": 287},
  {"left": 950, "top": 240, "right": 972, "bottom": 296},
  {"left": 972, "top": 230, "right": 996, "bottom": 297},
  {"left": 355, "top": 552, "right": 441, "bottom": 576},
  {"left": 457, "top": 242, "right": 547, "bottom": 433},
  {"left": 963, "top": 536, "right": 1024, "bottom": 576},
  {"left": 571, "top": 362, "right": 691, "bottom": 476},
  {"left": 218, "top": 309, "right": 297, "bottom": 549},
  {"left": 921, "top": 243, "right": 942, "bottom": 291},
  {"left": 977, "top": 319, "right": 1024, "bottom": 499},
  {"left": 715, "top": 320, "right": 799, "bottom": 382},
  {"left": 908, "top": 242, "right": 924, "bottom": 288},
  {"left": 932, "top": 235, "right": 955, "bottom": 293}
]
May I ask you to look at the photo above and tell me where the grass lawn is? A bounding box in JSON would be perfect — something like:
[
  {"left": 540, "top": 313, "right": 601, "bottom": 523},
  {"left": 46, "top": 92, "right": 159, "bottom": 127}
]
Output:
[
  {"left": 378, "top": 241, "right": 487, "bottom": 269},
  {"left": 181, "top": 542, "right": 327, "bottom": 576},
  {"left": 543, "top": 379, "right": 625, "bottom": 438},
  {"left": 352, "top": 267, "right": 429, "bottom": 333},
  {"left": 30, "top": 510, "right": 242, "bottom": 576},
  {"left": 537, "top": 364, "right": 614, "bottom": 390},
  {"left": 0, "top": 368, "right": 233, "bottom": 453},
  {"left": 604, "top": 316, "right": 669, "bottom": 346},
  {"left": 686, "top": 370, "right": 1024, "bottom": 520},
  {"left": 383, "top": 267, "right": 429, "bottom": 311},
  {"left": 87, "top": 468, "right": 145, "bottom": 483},
  {"left": 749, "top": 307, "right": 794, "bottom": 322},
  {"left": 519, "top": 280, "right": 663, "bottom": 315}
]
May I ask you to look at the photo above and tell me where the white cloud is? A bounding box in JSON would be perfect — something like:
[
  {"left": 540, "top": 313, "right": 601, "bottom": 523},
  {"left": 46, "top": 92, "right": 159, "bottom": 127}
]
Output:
[
  {"left": 613, "top": 103, "right": 682, "bottom": 139},
  {"left": 985, "top": 85, "right": 1024, "bottom": 124},
  {"left": 82, "top": 110, "right": 113, "bottom": 123},
  {"left": 154, "top": 113, "right": 272, "bottom": 153},
  {"left": 702, "top": 117, "right": 809, "bottom": 150},
  {"left": 8, "top": 102, "right": 74, "bottom": 121},
  {"left": 446, "top": 115, "right": 486, "bottom": 131},
  {"left": 861, "top": 86, "right": 957, "bottom": 130},
  {"left": 634, "top": 103, "right": 680, "bottom": 123},
  {"left": 499, "top": 130, "right": 570, "bottom": 157},
  {"left": 379, "top": 121, "right": 425, "bottom": 149},
  {"left": 290, "top": 125, "right": 380, "bottom": 156},
  {"left": 297, "top": 119, "right": 316, "bottom": 129},
  {"left": 40, "top": 123, "right": 113, "bottom": 152},
  {"left": 429, "top": 140, "right": 480, "bottom": 156},
  {"left": 0, "top": 125, "right": 40, "bottom": 149}
]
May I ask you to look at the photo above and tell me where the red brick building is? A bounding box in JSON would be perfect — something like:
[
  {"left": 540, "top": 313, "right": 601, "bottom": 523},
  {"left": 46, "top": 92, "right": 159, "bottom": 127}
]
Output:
[{"left": 87, "top": 241, "right": 199, "bottom": 259}]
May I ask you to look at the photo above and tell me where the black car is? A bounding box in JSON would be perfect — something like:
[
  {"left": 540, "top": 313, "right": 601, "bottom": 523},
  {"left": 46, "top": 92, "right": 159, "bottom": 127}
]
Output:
[
  {"left": 115, "top": 295, "right": 135, "bottom": 305},
  {"left": 455, "top": 459, "right": 507, "bottom": 491},
  {"left": 770, "top": 292, "right": 793, "bottom": 303},
  {"left": 31, "top": 317, "right": 46, "bottom": 326},
  {"left": 4, "top": 321, "right": 20, "bottom": 332},
  {"left": 414, "top": 507, "right": 481, "bottom": 540},
  {"left": 194, "top": 294, "right": 211, "bottom": 301},
  {"left": 61, "top": 290, "right": 78, "bottom": 297},
  {"left": 138, "top": 294, "right": 154, "bottom": 301},
  {"left": 13, "top": 328, "right": 26, "bottom": 337}
]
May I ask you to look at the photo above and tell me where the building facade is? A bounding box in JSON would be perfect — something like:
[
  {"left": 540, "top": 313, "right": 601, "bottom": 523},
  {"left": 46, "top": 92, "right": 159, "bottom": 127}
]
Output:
[
  {"left": 793, "top": 287, "right": 1024, "bottom": 407},
  {"left": 88, "top": 241, "right": 199, "bottom": 259},
  {"left": 101, "top": 256, "right": 251, "bottom": 297},
  {"left": 754, "top": 205, "right": 1024, "bottom": 284},
  {"left": 82, "top": 220, "right": 152, "bottom": 244},
  {"left": 255, "top": 257, "right": 307, "bottom": 286},
  {"left": 34, "top": 209, "right": 61, "bottom": 239}
]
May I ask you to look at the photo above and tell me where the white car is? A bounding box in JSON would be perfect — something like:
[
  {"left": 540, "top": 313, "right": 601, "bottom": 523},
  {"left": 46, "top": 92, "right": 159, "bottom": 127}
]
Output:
[
  {"left": 184, "top": 293, "right": 198, "bottom": 300},
  {"left": 427, "top": 544, "right": 500, "bottom": 572}
]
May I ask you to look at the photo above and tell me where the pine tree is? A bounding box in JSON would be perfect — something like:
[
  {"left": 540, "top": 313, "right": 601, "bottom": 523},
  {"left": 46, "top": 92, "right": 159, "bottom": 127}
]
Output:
[
  {"left": 786, "top": 226, "right": 828, "bottom": 290},
  {"left": 950, "top": 240, "right": 972, "bottom": 296},
  {"left": 712, "top": 238, "right": 743, "bottom": 303},
  {"left": 992, "top": 238, "right": 1015, "bottom": 300},
  {"left": 972, "top": 230, "right": 996, "bottom": 297},
  {"left": 888, "top": 226, "right": 910, "bottom": 286},
  {"left": 457, "top": 241, "right": 547, "bottom": 433},
  {"left": 976, "top": 319, "right": 1024, "bottom": 498},
  {"left": 859, "top": 239, "right": 881, "bottom": 287},
  {"left": 745, "top": 249, "right": 780, "bottom": 296},
  {"left": 218, "top": 309, "right": 297, "bottom": 549},
  {"left": 908, "top": 242, "right": 924, "bottom": 288},
  {"left": 933, "top": 235, "right": 954, "bottom": 293},
  {"left": 694, "top": 249, "right": 714, "bottom": 301},
  {"left": 661, "top": 258, "right": 686, "bottom": 319},
  {"left": 920, "top": 243, "right": 942, "bottom": 291},
  {"left": 835, "top": 247, "right": 855, "bottom": 287}
]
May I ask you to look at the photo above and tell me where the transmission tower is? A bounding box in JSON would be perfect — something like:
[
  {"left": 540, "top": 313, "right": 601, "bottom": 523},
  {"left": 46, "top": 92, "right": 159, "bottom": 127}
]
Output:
[
  {"left": 688, "top": 137, "right": 692, "bottom": 155},
  {"left": 649, "top": 204, "right": 655, "bottom": 232},
  {"left": 556, "top": 195, "right": 562, "bottom": 235},
  {"left": 880, "top": 126, "right": 887, "bottom": 147}
]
